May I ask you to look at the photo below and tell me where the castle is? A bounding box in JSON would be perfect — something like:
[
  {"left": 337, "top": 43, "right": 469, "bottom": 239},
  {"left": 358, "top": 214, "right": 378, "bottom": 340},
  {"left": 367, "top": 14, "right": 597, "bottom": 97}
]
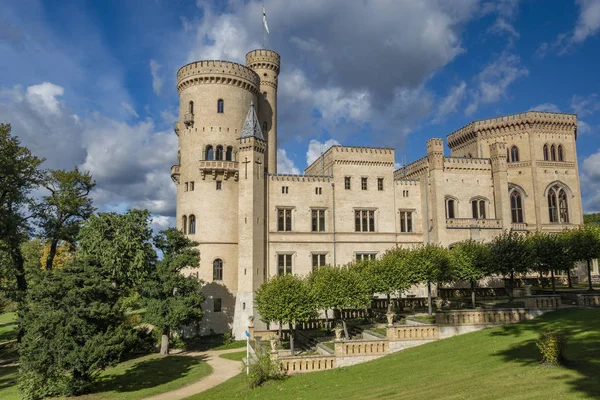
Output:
[{"left": 171, "top": 49, "right": 584, "bottom": 338}]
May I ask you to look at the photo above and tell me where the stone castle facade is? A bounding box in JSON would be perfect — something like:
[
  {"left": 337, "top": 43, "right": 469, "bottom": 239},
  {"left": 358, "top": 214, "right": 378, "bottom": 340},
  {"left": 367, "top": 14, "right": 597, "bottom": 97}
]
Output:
[{"left": 171, "top": 49, "right": 584, "bottom": 338}]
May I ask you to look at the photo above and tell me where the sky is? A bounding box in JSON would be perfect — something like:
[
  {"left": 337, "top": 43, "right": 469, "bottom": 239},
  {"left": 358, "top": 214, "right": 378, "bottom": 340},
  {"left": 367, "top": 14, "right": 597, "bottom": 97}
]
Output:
[{"left": 2, "top": 0, "right": 600, "bottom": 230}]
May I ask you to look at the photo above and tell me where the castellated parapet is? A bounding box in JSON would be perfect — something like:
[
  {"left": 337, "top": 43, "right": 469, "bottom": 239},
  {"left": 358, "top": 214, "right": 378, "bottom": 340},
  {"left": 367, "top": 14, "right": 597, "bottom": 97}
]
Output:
[{"left": 177, "top": 60, "right": 260, "bottom": 94}]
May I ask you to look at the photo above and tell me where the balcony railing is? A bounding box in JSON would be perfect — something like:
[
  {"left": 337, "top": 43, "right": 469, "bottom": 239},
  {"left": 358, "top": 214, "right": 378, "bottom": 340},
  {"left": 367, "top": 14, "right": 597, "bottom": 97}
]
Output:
[
  {"left": 511, "top": 223, "right": 528, "bottom": 231},
  {"left": 199, "top": 160, "right": 239, "bottom": 181},
  {"left": 170, "top": 165, "right": 180, "bottom": 184},
  {"left": 183, "top": 113, "right": 194, "bottom": 126},
  {"left": 446, "top": 218, "right": 502, "bottom": 229}
]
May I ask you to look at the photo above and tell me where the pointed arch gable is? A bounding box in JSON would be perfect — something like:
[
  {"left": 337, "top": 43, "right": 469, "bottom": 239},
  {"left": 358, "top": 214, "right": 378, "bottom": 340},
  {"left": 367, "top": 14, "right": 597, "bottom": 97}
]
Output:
[
  {"left": 508, "top": 182, "right": 528, "bottom": 197},
  {"left": 543, "top": 181, "right": 573, "bottom": 197}
]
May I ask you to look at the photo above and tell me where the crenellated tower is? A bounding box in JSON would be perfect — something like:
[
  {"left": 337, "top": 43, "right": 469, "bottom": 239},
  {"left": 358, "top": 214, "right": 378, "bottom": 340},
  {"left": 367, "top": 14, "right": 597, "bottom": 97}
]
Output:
[
  {"left": 246, "top": 49, "right": 280, "bottom": 174},
  {"left": 489, "top": 142, "right": 511, "bottom": 229}
]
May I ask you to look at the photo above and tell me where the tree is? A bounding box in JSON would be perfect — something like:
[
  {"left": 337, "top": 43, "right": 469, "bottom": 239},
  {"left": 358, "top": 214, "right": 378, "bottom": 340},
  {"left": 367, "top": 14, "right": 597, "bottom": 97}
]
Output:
[
  {"left": 583, "top": 213, "right": 600, "bottom": 226},
  {"left": 567, "top": 225, "right": 600, "bottom": 291},
  {"left": 369, "top": 248, "right": 413, "bottom": 313},
  {"left": 488, "top": 231, "right": 534, "bottom": 298},
  {"left": 141, "top": 228, "right": 205, "bottom": 354},
  {"left": 449, "top": 240, "right": 491, "bottom": 308},
  {"left": 255, "top": 274, "right": 317, "bottom": 355},
  {"left": 530, "top": 232, "right": 571, "bottom": 293},
  {"left": 40, "top": 241, "right": 75, "bottom": 270},
  {"left": 36, "top": 168, "right": 95, "bottom": 270},
  {"left": 0, "top": 123, "right": 43, "bottom": 303},
  {"left": 78, "top": 209, "right": 156, "bottom": 288},
  {"left": 18, "top": 260, "right": 133, "bottom": 398},
  {"left": 409, "top": 244, "right": 452, "bottom": 315},
  {"left": 307, "top": 265, "right": 338, "bottom": 325}
]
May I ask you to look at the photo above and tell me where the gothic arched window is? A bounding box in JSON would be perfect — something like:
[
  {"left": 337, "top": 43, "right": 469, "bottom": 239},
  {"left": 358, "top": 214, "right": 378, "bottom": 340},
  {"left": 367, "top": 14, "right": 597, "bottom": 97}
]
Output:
[
  {"left": 471, "top": 198, "right": 487, "bottom": 219},
  {"left": 510, "top": 190, "right": 523, "bottom": 223},
  {"left": 445, "top": 196, "right": 457, "bottom": 219},
  {"left": 188, "top": 215, "right": 196, "bottom": 234},
  {"left": 548, "top": 185, "right": 569, "bottom": 223},
  {"left": 558, "top": 189, "right": 569, "bottom": 223},
  {"left": 182, "top": 215, "right": 187, "bottom": 234},
  {"left": 216, "top": 145, "right": 224, "bottom": 161},
  {"left": 217, "top": 99, "right": 224, "bottom": 113},
  {"left": 510, "top": 146, "right": 519, "bottom": 162},
  {"left": 225, "top": 146, "right": 233, "bottom": 161},
  {"left": 543, "top": 144, "right": 549, "bottom": 161},
  {"left": 205, "top": 145, "right": 214, "bottom": 160},
  {"left": 213, "top": 259, "right": 223, "bottom": 281},
  {"left": 551, "top": 144, "right": 557, "bottom": 161},
  {"left": 558, "top": 145, "right": 564, "bottom": 161}
]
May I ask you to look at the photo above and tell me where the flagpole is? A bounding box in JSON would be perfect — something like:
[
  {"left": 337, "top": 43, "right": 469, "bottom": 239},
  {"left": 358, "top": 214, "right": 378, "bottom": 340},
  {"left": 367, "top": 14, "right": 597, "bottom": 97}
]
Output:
[{"left": 262, "top": 1, "right": 265, "bottom": 49}]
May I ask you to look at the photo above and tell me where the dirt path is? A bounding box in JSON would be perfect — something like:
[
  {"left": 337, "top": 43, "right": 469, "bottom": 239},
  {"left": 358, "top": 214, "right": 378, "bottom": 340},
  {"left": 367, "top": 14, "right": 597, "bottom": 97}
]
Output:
[{"left": 143, "top": 347, "right": 244, "bottom": 400}]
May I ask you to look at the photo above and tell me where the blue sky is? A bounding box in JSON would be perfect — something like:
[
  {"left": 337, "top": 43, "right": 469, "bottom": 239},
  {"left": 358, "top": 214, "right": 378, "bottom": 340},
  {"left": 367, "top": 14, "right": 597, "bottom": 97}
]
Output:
[{"left": 1, "top": 0, "right": 600, "bottom": 229}]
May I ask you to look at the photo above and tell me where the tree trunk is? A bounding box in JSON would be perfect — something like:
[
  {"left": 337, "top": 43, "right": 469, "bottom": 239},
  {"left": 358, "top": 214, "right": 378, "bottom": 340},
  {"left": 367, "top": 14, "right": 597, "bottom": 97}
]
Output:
[
  {"left": 539, "top": 271, "right": 544, "bottom": 288},
  {"left": 387, "top": 294, "right": 392, "bottom": 313},
  {"left": 470, "top": 280, "right": 476, "bottom": 309},
  {"left": 324, "top": 309, "right": 329, "bottom": 325},
  {"left": 508, "top": 272, "right": 514, "bottom": 300},
  {"left": 45, "top": 238, "right": 59, "bottom": 271},
  {"left": 587, "top": 259, "right": 594, "bottom": 291},
  {"left": 427, "top": 281, "right": 432, "bottom": 315},
  {"left": 567, "top": 268, "right": 573, "bottom": 288},
  {"left": 278, "top": 320, "right": 283, "bottom": 345},
  {"left": 160, "top": 328, "right": 170, "bottom": 355},
  {"left": 551, "top": 269, "right": 556, "bottom": 294},
  {"left": 290, "top": 326, "right": 295, "bottom": 356}
]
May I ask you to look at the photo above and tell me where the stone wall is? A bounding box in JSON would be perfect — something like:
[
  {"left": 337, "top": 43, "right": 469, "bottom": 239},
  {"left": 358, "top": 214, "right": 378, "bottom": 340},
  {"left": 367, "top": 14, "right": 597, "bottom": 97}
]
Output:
[{"left": 577, "top": 294, "right": 600, "bottom": 307}]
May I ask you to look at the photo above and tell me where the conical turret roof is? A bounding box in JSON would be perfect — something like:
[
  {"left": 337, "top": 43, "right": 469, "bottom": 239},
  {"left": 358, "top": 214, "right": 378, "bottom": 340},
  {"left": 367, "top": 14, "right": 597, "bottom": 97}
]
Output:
[{"left": 240, "top": 102, "right": 265, "bottom": 141}]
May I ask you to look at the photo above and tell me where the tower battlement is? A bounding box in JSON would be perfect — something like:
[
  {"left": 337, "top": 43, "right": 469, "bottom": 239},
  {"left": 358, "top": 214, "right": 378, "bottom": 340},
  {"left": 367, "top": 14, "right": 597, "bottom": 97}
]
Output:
[
  {"left": 245, "top": 49, "right": 281, "bottom": 72},
  {"left": 177, "top": 60, "right": 260, "bottom": 94}
]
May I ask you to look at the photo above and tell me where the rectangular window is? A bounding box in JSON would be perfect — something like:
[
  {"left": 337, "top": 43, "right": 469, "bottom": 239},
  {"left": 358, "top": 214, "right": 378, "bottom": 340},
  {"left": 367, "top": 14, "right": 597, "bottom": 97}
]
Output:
[
  {"left": 344, "top": 176, "right": 351, "bottom": 190},
  {"left": 216, "top": 181, "right": 222, "bottom": 190},
  {"left": 277, "top": 254, "right": 293, "bottom": 275},
  {"left": 354, "top": 209, "right": 375, "bottom": 232},
  {"left": 356, "top": 253, "right": 376, "bottom": 261},
  {"left": 400, "top": 211, "right": 413, "bottom": 233},
  {"left": 361, "top": 177, "right": 368, "bottom": 190},
  {"left": 277, "top": 208, "right": 292, "bottom": 231},
  {"left": 282, "top": 186, "right": 289, "bottom": 194},
  {"left": 315, "top": 187, "right": 322, "bottom": 195},
  {"left": 190, "top": 181, "right": 195, "bottom": 191},
  {"left": 311, "top": 209, "right": 326, "bottom": 232},
  {"left": 377, "top": 178, "right": 384, "bottom": 191},
  {"left": 312, "top": 254, "right": 327, "bottom": 271},
  {"left": 184, "top": 182, "right": 189, "bottom": 192},
  {"left": 447, "top": 199, "right": 455, "bottom": 219},
  {"left": 213, "top": 298, "right": 222, "bottom": 313}
]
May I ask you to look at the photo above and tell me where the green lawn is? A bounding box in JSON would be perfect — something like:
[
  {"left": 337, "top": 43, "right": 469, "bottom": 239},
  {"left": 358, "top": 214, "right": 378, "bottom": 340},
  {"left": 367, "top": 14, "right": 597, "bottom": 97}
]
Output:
[
  {"left": 219, "top": 351, "right": 247, "bottom": 362},
  {"left": 183, "top": 334, "right": 247, "bottom": 351},
  {"left": 0, "top": 312, "right": 17, "bottom": 344},
  {"left": 189, "top": 308, "right": 600, "bottom": 400},
  {"left": 0, "top": 354, "right": 212, "bottom": 400}
]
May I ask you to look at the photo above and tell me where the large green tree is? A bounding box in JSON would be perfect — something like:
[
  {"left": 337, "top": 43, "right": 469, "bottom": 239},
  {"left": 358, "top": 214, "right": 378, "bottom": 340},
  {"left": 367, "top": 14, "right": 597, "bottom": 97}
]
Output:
[
  {"left": 567, "top": 225, "right": 600, "bottom": 291},
  {"left": 36, "top": 168, "right": 95, "bottom": 270},
  {"left": 78, "top": 209, "right": 156, "bottom": 289},
  {"left": 369, "top": 248, "right": 413, "bottom": 312},
  {"left": 530, "top": 231, "right": 571, "bottom": 293},
  {"left": 409, "top": 244, "right": 452, "bottom": 315},
  {"left": 18, "top": 260, "right": 133, "bottom": 399},
  {"left": 488, "top": 231, "right": 534, "bottom": 298},
  {"left": 0, "top": 123, "right": 43, "bottom": 303},
  {"left": 449, "top": 240, "right": 491, "bottom": 308},
  {"left": 141, "top": 228, "right": 205, "bottom": 355},
  {"left": 255, "top": 274, "right": 317, "bottom": 355}
]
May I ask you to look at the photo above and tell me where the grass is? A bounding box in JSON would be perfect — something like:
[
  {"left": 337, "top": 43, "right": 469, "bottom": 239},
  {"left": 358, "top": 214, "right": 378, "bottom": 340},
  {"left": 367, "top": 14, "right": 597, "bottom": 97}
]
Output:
[
  {"left": 406, "top": 314, "right": 436, "bottom": 324},
  {"left": 0, "top": 312, "right": 17, "bottom": 344},
  {"left": 220, "top": 351, "right": 247, "bottom": 362},
  {"left": 183, "top": 334, "right": 247, "bottom": 351},
  {"left": 368, "top": 327, "right": 387, "bottom": 336},
  {"left": 188, "top": 308, "right": 600, "bottom": 400},
  {"left": 0, "top": 365, "right": 18, "bottom": 400}
]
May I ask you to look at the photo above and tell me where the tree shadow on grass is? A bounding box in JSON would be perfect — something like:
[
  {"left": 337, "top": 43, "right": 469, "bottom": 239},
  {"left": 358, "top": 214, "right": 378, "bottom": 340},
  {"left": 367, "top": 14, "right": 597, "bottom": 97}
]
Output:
[
  {"left": 0, "top": 365, "right": 18, "bottom": 389},
  {"left": 89, "top": 355, "right": 208, "bottom": 394},
  {"left": 492, "top": 308, "right": 600, "bottom": 399}
]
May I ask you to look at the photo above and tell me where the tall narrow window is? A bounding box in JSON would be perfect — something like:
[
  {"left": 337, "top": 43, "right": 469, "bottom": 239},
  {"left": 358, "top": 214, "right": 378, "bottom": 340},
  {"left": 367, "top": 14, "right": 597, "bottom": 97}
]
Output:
[
  {"left": 205, "top": 145, "right": 214, "bottom": 160},
  {"left": 361, "top": 177, "right": 368, "bottom": 190},
  {"left": 510, "top": 146, "right": 519, "bottom": 162},
  {"left": 226, "top": 146, "right": 233, "bottom": 161},
  {"left": 213, "top": 259, "right": 223, "bottom": 281},
  {"left": 188, "top": 215, "right": 196, "bottom": 234},
  {"left": 263, "top": 122, "right": 268, "bottom": 132},
  {"left": 184, "top": 182, "right": 189, "bottom": 192},
  {"left": 548, "top": 188, "right": 558, "bottom": 223},
  {"left": 355, "top": 210, "right": 375, "bottom": 232},
  {"left": 345, "top": 176, "right": 351, "bottom": 190},
  {"left": 543, "top": 144, "right": 549, "bottom": 161},
  {"left": 311, "top": 209, "right": 325, "bottom": 232},
  {"left": 558, "top": 189, "right": 569, "bottom": 223},
  {"left": 400, "top": 211, "right": 413, "bottom": 233},
  {"left": 377, "top": 178, "right": 384, "bottom": 191},
  {"left": 312, "top": 254, "right": 326, "bottom": 272},
  {"left": 277, "top": 208, "right": 292, "bottom": 231},
  {"left": 551, "top": 144, "right": 557, "bottom": 161},
  {"left": 277, "top": 254, "right": 292, "bottom": 275},
  {"left": 182, "top": 215, "right": 187, "bottom": 234},
  {"left": 217, "top": 99, "right": 224, "bottom": 113},
  {"left": 446, "top": 198, "right": 456, "bottom": 219},
  {"left": 189, "top": 101, "right": 194, "bottom": 115},
  {"left": 471, "top": 199, "right": 486, "bottom": 219},
  {"left": 558, "top": 145, "right": 564, "bottom": 161},
  {"left": 216, "top": 181, "right": 222, "bottom": 190},
  {"left": 263, "top": 92, "right": 267, "bottom": 99},
  {"left": 213, "top": 298, "right": 222, "bottom": 312},
  {"left": 510, "top": 190, "right": 523, "bottom": 223},
  {"left": 190, "top": 181, "right": 195, "bottom": 191},
  {"left": 216, "top": 145, "right": 224, "bottom": 161}
]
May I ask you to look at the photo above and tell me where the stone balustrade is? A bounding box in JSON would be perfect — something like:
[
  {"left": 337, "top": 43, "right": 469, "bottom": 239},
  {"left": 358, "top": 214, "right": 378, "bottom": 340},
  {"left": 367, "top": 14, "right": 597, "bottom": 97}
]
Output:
[
  {"left": 297, "top": 319, "right": 334, "bottom": 330},
  {"left": 522, "top": 296, "right": 560, "bottom": 310},
  {"left": 577, "top": 294, "right": 600, "bottom": 307},
  {"left": 371, "top": 297, "right": 429, "bottom": 310},
  {"left": 278, "top": 355, "right": 336, "bottom": 374},
  {"left": 435, "top": 309, "right": 530, "bottom": 326},
  {"left": 446, "top": 218, "right": 503, "bottom": 229},
  {"left": 339, "top": 309, "right": 369, "bottom": 319},
  {"left": 335, "top": 340, "right": 388, "bottom": 356},
  {"left": 249, "top": 328, "right": 290, "bottom": 341},
  {"left": 387, "top": 325, "right": 439, "bottom": 341},
  {"left": 198, "top": 160, "right": 239, "bottom": 181}
]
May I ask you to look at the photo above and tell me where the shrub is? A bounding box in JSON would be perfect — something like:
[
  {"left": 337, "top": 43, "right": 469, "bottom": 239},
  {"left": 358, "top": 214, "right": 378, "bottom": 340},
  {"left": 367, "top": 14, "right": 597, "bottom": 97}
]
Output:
[
  {"left": 536, "top": 329, "right": 568, "bottom": 365},
  {"left": 247, "top": 350, "right": 286, "bottom": 388},
  {"left": 223, "top": 331, "right": 234, "bottom": 346}
]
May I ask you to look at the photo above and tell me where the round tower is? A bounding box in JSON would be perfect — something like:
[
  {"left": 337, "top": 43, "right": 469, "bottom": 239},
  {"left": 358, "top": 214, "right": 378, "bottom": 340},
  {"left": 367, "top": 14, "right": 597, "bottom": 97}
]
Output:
[
  {"left": 174, "top": 60, "right": 260, "bottom": 333},
  {"left": 245, "top": 49, "right": 280, "bottom": 174}
]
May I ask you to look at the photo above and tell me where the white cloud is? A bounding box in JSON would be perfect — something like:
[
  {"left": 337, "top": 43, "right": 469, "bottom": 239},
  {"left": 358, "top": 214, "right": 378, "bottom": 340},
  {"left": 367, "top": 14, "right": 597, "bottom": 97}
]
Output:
[
  {"left": 530, "top": 103, "right": 561, "bottom": 113},
  {"left": 572, "top": 0, "right": 600, "bottom": 44},
  {"left": 25, "top": 82, "right": 64, "bottom": 115},
  {"left": 277, "top": 149, "right": 300, "bottom": 175},
  {"left": 466, "top": 53, "right": 528, "bottom": 115},
  {"left": 150, "top": 59, "right": 163, "bottom": 96},
  {"left": 306, "top": 139, "right": 341, "bottom": 167},
  {"left": 485, "top": 0, "right": 521, "bottom": 38},
  {"left": 151, "top": 215, "right": 175, "bottom": 232},
  {"left": 434, "top": 81, "right": 467, "bottom": 122},
  {"left": 122, "top": 102, "right": 139, "bottom": 118},
  {"left": 578, "top": 120, "right": 593, "bottom": 134},
  {"left": 581, "top": 149, "right": 600, "bottom": 211},
  {"left": 571, "top": 94, "right": 600, "bottom": 117}
]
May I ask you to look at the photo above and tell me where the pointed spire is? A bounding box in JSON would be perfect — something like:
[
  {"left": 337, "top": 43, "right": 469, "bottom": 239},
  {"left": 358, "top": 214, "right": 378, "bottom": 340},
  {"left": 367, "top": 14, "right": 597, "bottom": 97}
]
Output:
[{"left": 240, "top": 101, "right": 265, "bottom": 141}]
